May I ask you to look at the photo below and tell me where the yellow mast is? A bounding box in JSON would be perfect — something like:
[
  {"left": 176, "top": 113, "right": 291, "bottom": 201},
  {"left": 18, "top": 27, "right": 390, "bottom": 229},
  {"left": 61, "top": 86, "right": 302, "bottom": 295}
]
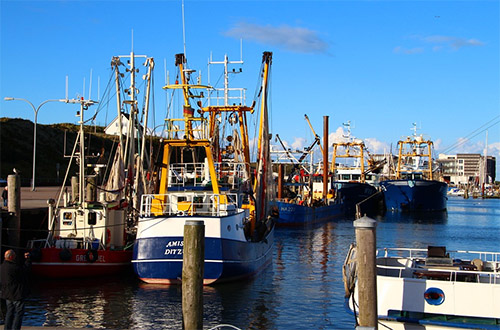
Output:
[
  {"left": 152, "top": 54, "right": 221, "bottom": 215},
  {"left": 304, "top": 114, "right": 323, "bottom": 155}
]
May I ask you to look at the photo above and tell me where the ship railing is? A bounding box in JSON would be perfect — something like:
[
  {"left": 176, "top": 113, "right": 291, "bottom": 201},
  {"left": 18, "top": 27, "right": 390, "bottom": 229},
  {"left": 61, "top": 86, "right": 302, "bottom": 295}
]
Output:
[
  {"left": 207, "top": 87, "right": 246, "bottom": 106},
  {"left": 379, "top": 247, "right": 500, "bottom": 263},
  {"left": 377, "top": 247, "right": 500, "bottom": 284},
  {"left": 214, "top": 162, "right": 248, "bottom": 190},
  {"left": 168, "top": 163, "right": 207, "bottom": 187},
  {"left": 164, "top": 118, "right": 209, "bottom": 140},
  {"left": 168, "top": 161, "right": 249, "bottom": 189},
  {"left": 140, "top": 191, "right": 240, "bottom": 217},
  {"left": 377, "top": 263, "right": 500, "bottom": 284}
]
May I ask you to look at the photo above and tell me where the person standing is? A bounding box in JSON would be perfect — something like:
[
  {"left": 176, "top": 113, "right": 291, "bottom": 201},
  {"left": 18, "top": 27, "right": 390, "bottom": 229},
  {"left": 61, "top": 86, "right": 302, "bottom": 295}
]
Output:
[
  {"left": 1, "top": 250, "right": 31, "bottom": 330},
  {"left": 2, "top": 186, "right": 7, "bottom": 207}
]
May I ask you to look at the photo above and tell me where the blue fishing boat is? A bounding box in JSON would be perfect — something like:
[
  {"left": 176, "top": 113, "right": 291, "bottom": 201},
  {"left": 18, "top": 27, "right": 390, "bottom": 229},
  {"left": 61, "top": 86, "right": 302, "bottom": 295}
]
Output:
[
  {"left": 380, "top": 125, "right": 448, "bottom": 212},
  {"left": 273, "top": 119, "right": 383, "bottom": 225},
  {"left": 273, "top": 116, "right": 343, "bottom": 226},
  {"left": 132, "top": 52, "right": 275, "bottom": 284},
  {"left": 273, "top": 197, "right": 342, "bottom": 226}
]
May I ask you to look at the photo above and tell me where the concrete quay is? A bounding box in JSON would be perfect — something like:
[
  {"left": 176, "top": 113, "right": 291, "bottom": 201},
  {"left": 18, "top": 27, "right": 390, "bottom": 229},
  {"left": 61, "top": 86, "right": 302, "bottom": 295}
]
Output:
[{"left": 17, "top": 186, "right": 62, "bottom": 210}]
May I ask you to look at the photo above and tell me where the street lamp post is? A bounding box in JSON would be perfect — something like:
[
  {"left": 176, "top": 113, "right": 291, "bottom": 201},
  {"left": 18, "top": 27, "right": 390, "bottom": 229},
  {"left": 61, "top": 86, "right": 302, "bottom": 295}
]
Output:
[{"left": 4, "top": 97, "right": 68, "bottom": 191}]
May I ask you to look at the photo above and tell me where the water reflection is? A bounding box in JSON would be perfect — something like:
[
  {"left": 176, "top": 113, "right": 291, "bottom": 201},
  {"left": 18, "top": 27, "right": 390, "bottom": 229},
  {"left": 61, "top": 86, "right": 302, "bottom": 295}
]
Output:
[
  {"left": 377, "top": 210, "right": 448, "bottom": 224},
  {"left": 22, "top": 198, "right": 499, "bottom": 329},
  {"left": 28, "top": 274, "right": 137, "bottom": 329}
]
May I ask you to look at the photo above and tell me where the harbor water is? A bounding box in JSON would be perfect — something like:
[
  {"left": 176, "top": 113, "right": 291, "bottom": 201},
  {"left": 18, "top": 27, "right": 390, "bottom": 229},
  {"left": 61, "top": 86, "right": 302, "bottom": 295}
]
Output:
[{"left": 23, "top": 197, "right": 500, "bottom": 329}]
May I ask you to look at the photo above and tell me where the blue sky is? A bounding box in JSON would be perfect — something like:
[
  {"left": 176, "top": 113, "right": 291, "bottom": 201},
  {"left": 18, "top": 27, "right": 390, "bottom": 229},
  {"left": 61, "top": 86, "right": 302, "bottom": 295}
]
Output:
[{"left": 1, "top": 0, "right": 499, "bottom": 171}]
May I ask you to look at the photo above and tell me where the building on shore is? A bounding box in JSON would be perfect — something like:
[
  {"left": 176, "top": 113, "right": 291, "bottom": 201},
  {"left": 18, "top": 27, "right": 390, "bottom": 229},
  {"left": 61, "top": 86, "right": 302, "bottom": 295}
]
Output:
[{"left": 437, "top": 153, "right": 496, "bottom": 186}]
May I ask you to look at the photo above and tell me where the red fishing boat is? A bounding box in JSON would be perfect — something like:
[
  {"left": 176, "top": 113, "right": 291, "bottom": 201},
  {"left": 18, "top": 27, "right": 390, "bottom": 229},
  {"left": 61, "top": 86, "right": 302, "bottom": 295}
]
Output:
[{"left": 28, "top": 51, "right": 154, "bottom": 278}]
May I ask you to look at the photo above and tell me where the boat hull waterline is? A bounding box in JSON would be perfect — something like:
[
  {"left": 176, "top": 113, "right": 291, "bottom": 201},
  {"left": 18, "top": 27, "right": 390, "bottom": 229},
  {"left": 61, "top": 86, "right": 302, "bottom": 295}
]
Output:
[
  {"left": 272, "top": 201, "right": 342, "bottom": 226},
  {"left": 31, "top": 247, "right": 133, "bottom": 278},
  {"left": 133, "top": 214, "right": 274, "bottom": 285}
]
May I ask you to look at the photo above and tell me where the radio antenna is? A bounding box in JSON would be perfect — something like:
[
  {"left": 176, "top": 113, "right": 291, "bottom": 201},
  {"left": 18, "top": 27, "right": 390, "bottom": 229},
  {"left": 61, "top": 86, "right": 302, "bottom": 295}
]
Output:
[{"left": 182, "top": 0, "right": 187, "bottom": 58}]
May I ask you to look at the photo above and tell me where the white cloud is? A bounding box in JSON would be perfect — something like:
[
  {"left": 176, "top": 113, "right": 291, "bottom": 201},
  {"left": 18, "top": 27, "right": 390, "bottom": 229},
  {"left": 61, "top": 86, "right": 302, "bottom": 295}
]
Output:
[
  {"left": 433, "top": 138, "right": 442, "bottom": 151},
  {"left": 291, "top": 137, "right": 307, "bottom": 150},
  {"left": 329, "top": 127, "right": 345, "bottom": 143},
  {"left": 489, "top": 142, "right": 500, "bottom": 157},
  {"left": 225, "top": 22, "right": 329, "bottom": 54},
  {"left": 423, "top": 35, "right": 485, "bottom": 50},
  {"left": 364, "top": 138, "right": 390, "bottom": 154},
  {"left": 393, "top": 46, "right": 424, "bottom": 55},
  {"left": 396, "top": 35, "right": 485, "bottom": 55},
  {"left": 441, "top": 138, "right": 494, "bottom": 155}
]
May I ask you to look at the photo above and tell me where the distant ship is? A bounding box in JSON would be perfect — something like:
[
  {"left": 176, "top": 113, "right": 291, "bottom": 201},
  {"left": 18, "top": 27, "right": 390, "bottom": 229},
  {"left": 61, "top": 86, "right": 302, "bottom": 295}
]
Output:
[
  {"left": 272, "top": 119, "right": 382, "bottom": 226},
  {"left": 329, "top": 121, "right": 383, "bottom": 217},
  {"left": 380, "top": 124, "right": 448, "bottom": 212},
  {"left": 272, "top": 116, "right": 342, "bottom": 226}
]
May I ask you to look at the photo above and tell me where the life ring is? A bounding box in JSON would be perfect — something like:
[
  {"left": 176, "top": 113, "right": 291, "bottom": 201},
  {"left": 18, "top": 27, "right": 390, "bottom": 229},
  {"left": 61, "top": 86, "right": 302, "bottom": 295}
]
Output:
[
  {"left": 86, "top": 249, "right": 98, "bottom": 263},
  {"left": 424, "top": 287, "right": 445, "bottom": 305},
  {"left": 59, "top": 248, "right": 72, "bottom": 261}
]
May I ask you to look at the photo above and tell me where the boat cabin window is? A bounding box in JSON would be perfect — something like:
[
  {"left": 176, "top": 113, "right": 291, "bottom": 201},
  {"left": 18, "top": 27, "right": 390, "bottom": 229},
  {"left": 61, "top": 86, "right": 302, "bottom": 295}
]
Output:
[
  {"left": 169, "top": 146, "right": 207, "bottom": 164},
  {"left": 401, "top": 173, "right": 423, "bottom": 180},
  {"left": 88, "top": 212, "right": 97, "bottom": 225}
]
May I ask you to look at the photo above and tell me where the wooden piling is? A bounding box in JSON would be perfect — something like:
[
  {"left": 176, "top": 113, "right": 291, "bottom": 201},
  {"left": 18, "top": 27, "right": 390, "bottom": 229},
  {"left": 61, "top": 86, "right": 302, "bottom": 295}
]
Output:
[
  {"left": 7, "top": 174, "right": 21, "bottom": 251},
  {"left": 354, "top": 216, "right": 378, "bottom": 329},
  {"left": 182, "top": 220, "right": 204, "bottom": 330}
]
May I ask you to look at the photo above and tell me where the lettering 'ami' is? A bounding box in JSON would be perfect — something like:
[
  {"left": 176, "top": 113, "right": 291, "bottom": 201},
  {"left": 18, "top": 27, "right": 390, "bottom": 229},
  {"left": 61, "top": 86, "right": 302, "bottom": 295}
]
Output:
[{"left": 164, "top": 240, "right": 184, "bottom": 255}]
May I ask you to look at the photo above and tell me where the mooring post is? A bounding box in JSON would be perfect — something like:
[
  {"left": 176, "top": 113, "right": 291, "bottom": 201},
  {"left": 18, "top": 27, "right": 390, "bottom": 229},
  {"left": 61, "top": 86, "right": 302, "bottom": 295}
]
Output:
[
  {"left": 182, "top": 220, "right": 204, "bottom": 330},
  {"left": 354, "top": 215, "right": 378, "bottom": 329},
  {"left": 7, "top": 174, "right": 21, "bottom": 253}
]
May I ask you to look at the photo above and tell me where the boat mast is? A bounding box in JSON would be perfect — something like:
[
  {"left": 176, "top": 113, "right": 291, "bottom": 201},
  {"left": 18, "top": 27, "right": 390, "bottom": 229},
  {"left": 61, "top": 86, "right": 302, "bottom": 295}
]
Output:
[
  {"left": 111, "top": 57, "right": 124, "bottom": 163},
  {"left": 254, "top": 51, "right": 272, "bottom": 226},
  {"left": 124, "top": 50, "right": 136, "bottom": 168},
  {"left": 176, "top": 53, "right": 195, "bottom": 139},
  {"left": 112, "top": 49, "right": 153, "bottom": 213},
  {"left": 204, "top": 52, "right": 252, "bottom": 170},
  {"left": 482, "top": 130, "right": 488, "bottom": 194},
  {"left": 75, "top": 98, "right": 98, "bottom": 207}
]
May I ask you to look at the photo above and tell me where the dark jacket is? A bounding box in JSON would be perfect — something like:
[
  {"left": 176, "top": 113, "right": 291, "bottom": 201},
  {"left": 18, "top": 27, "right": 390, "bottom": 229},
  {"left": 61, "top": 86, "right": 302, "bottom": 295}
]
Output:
[{"left": 1, "top": 258, "right": 31, "bottom": 301}]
